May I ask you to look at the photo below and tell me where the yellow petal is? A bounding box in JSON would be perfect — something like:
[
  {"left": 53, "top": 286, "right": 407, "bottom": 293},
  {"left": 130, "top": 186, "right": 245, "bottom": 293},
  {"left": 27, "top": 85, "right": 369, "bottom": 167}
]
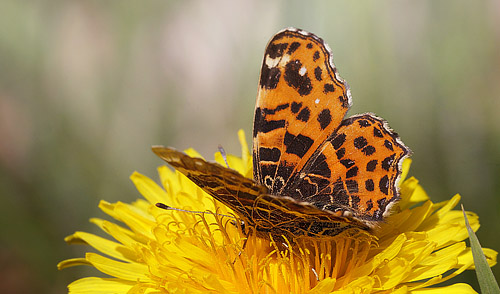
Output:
[
  {"left": 57, "top": 258, "right": 91, "bottom": 270},
  {"left": 309, "top": 277, "right": 336, "bottom": 293},
  {"left": 398, "top": 177, "right": 429, "bottom": 210},
  {"left": 337, "top": 276, "right": 375, "bottom": 293},
  {"left": 397, "top": 201, "right": 433, "bottom": 232},
  {"left": 458, "top": 247, "right": 498, "bottom": 268},
  {"left": 376, "top": 258, "right": 411, "bottom": 289},
  {"left": 67, "top": 277, "right": 135, "bottom": 294},
  {"left": 130, "top": 171, "right": 168, "bottom": 205},
  {"left": 90, "top": 218, "right": 143, "bottom": 248},
  {"left": 408, "top": 243, "right": 465, "bottom": 281},
  {"left": 157, "top": 165, "right": 181, "bottom": 204},
  {"left": 410, "top": 282, "right": 477, "bottom": 293},
  {"left": 408, "top": 182, "right": 430, "bottom": 203},
  {"left": 238, "top": 129, "right": 250, "bottom": 165},
  {"left": 397, "top": 240, "right": 436, "bottom": 267},
  {"left": 184, "top": 148, "right": 203, "bottom": 158},
  {"left": 355, "top": 234, "right": 406, "bottom": 277},
  {"left": 400, "top": 158, "right": 412, "bottom": 183},
  {"left": 86, "top": 252, "right": 151, "bottom": 282},
  {"left": 112, "top": 202, "right": 156, "bottom": 239}
]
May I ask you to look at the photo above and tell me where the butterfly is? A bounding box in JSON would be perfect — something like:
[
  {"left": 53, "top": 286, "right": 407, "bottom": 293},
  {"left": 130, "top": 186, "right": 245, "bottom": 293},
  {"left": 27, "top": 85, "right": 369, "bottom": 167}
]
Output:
[{"left": 153, "top": 28, "right": 410, "bottom": 239}]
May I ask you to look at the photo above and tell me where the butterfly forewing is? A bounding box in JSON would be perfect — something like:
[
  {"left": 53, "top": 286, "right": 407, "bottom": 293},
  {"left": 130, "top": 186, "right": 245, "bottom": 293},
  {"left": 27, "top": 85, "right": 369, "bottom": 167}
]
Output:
[{"left": 253, "top": 29, "right": 351, "bottom": 195}]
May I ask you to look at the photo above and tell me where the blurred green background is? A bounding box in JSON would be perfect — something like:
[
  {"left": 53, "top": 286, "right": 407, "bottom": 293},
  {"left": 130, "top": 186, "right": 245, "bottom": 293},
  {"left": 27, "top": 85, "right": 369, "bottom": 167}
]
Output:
[{"left": 0, "top": 0, "right": 498, "bottom": 293}]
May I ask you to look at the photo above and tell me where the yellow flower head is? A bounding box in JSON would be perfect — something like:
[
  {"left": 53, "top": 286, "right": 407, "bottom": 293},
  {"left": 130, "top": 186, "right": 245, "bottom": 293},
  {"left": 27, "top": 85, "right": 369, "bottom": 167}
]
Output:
[{"left": 59, "top": 130, "right": 497, "bottom": 293}]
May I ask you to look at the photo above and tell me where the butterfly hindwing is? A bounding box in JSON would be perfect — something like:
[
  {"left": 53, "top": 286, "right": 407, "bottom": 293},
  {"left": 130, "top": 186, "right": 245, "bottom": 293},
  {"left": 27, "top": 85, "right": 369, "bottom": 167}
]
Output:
[{"left": 283, "top": 114, "right": 410, "bottom": 223}]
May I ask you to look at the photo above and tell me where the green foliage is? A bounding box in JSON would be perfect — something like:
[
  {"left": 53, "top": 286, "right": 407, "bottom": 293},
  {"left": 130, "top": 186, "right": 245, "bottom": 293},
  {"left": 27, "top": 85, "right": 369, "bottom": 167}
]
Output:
[{"left": 463, "top": 205, "right": 500, "bottom": 294}]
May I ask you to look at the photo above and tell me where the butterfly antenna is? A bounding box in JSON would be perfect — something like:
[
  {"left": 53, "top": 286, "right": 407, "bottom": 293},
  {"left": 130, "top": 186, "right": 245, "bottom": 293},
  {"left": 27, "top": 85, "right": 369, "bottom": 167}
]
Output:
[
  {"left": 155, "top": 203, "right": 236, "bottom": 219},
  {"left": 218, "top": 144, "right": 230, "bottom": 168}
]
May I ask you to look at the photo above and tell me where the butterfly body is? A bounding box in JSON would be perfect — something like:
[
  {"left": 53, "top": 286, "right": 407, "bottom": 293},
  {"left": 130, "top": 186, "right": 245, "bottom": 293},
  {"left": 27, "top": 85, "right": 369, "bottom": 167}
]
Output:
[{"left": 154, "top": 28, "right": 410, "bottom": 239}]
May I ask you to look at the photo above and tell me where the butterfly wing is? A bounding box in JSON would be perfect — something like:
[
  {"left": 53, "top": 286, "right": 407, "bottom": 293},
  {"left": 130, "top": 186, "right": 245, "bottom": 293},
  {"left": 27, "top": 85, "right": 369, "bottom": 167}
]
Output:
[
  {"left": 282, "top": 114, "right": 410, "bottom": 224},
  {"left": 251, "top": 192, "right": 369, "bottom": 238},
  {"left": 253, "top": 28, "right": 351, "bottom": 194},
  {"left": 152, "top": 146, "right": 368, "bottom": 237},
  {"left": 152, "top": 146, "right": 265, "bottom": 225}
]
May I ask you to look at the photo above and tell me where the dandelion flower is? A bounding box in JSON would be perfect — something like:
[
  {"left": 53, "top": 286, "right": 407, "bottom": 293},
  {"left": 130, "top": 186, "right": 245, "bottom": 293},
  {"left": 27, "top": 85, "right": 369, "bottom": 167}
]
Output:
[{"left": 59, "top": 130, "right": 497, "bottom": 293}]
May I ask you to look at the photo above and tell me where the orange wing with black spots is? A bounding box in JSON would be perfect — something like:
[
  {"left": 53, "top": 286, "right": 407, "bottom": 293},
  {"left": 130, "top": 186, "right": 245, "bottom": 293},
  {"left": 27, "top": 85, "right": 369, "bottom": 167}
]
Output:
[
  {"left": 253, "top": 29, "right": 351, "bottom": 194},
  {"left": 252, "top": 28, "right": 410, "bottom": 227},
  {"left": 282, "top": 114, "right": 410, "bottom": 224}
]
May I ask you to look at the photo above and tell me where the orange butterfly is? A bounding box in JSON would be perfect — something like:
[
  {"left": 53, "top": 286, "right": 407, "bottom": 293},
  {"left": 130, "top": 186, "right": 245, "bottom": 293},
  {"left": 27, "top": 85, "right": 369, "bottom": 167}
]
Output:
[{"left": 153, "top": 28, "right": 410, "bottom": 239}]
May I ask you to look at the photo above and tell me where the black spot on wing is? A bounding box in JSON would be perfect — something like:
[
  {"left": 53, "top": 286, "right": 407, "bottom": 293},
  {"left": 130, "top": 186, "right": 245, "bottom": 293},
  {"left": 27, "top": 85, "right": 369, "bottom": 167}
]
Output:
[
  {"left": 283, "top": 132, "right": 314, "bottom": 158},
  {"left": 379, "top": 175, "right": 389, "bottom": 195},
  {"left": 336, "top": 147, "right": 345, "bottom": 160},
  {"left": 262, "top": 103, "right": 289, "bottom": 115},
  {"left": 381, "top": 154, "right": 396, "bottom": 171},
  {"left": 353, "top": 136, "right": 368, "bottom": 149},
  {"left": 287, "top": 42, "right": 301, "bottom": 54},
  {"left": 346, "top": 166, "right": 358, "bottom": 178},
  {"left": 258, "top": 118, "right": 286, "bottom": 134},
  {"left": 365, "top": 179, "right": 375, "bottom": 191},
  {"left": 362, "top": 145, "right": 376, "bottom": 156},
  {"left": 296, "top": 107, "right": 310, "bottom": 122},
  {"left": 340, "top": 159, "right": 355, "bottom": 169},
  {"left": 384, "top": 140, "right": 394, "bottom": 151},
  {"left": 253, "top": 108, "right": 263, "bottom": 137},
  {"left": 306, "top": 43, "right": 313, "bottom": 49},
  {"left": 267, "top": 43, "right": 288, "bottom": 58},
  {"left": 260, "top": 64, "right": 281, "bottom": 90},
  {"left": 259, "top": 147, "right": 281, "bottom": 162},
  {"left": 313, "top": 51, "right": 320, "bottom": 61},
  {"left": 331, "top": 133, "right": 346, "bottom": 149},
  {"left": 291, "top": 102, "right": 302, "bottom": 113},
  {"left": 341, "top": 118, "right": 355, "bottom": 127},
  {"left": 253, "top": 107, "right": 285, "bottom": 137},
  {"left": 314, "top": 66, "right": 322, "bottom": 81},
  {"left": 339, "top": 95, "right": 349, "bottom": 108},
  {"left": 284, "top": 60, "right": 312, "bottom": 96},
  {"left": 317, "top": 109, "right": 332, "bottom": 130},
  {"left": 366, "top": 160, "right": 377, "bottom": 172},
  {"left": 358, "top": 119, "right": 371, "bottom": 127},
  {"left": 323, "top": 83, "right": 335, "bottom": 93},
  {"left": 373, "top": 127, "right": 383, "bottom": 138}
]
